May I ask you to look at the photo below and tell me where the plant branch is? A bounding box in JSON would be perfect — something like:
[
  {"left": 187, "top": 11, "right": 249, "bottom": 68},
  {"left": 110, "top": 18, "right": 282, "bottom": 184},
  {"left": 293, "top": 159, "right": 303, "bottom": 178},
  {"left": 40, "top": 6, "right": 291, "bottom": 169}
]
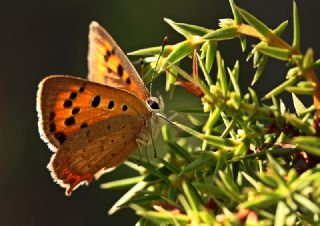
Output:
[{"left": 236, "top": 23, "right": 320, "bottom": 126}]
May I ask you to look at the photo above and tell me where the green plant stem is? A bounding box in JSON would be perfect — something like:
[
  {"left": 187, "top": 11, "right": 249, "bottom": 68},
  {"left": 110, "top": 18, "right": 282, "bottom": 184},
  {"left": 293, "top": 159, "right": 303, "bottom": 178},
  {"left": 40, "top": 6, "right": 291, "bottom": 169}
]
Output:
[{"left": 235, "top": 23, "right": 320, "bottom": 121}]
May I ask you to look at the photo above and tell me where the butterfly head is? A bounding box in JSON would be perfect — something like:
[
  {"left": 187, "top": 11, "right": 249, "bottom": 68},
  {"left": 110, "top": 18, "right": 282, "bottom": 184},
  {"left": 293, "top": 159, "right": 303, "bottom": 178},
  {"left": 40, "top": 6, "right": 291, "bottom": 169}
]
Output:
[{"left": 146, "top": 96, "right": 164, "bottom": 113}]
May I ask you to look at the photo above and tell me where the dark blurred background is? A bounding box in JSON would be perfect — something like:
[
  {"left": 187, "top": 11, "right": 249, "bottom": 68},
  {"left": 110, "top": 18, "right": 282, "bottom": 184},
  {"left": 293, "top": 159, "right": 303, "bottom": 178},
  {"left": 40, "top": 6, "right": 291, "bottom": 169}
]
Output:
[{"left": 0, "top": 0, "right": 319, "bottom": 225}]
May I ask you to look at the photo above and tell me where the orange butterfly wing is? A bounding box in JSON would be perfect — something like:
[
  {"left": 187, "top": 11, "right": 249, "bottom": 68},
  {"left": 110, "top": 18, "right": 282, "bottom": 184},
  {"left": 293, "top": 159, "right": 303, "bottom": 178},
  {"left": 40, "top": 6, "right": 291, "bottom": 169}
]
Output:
[
  {"left": 37, "top": 75, "right": 152, "bottom": 195},
  {"left": 88, "top": 21, "right": 149, "bottom": 101}
]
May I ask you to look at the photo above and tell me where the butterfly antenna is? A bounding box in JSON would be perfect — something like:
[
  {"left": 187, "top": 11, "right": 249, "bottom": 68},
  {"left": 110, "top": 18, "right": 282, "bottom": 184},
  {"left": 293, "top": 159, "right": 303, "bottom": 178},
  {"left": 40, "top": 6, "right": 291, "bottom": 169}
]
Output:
[
  {"left": 140, "top": 58, "right": 145, "bottom": 80},
  {"left": 149, "top": 36, "right": 168, "bottom": 96}
]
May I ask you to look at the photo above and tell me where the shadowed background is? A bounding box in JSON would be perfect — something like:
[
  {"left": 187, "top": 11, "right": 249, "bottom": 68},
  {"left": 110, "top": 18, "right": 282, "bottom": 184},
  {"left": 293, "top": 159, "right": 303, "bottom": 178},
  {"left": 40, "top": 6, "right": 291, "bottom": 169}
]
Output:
[{"left": 0, "top": 0, "right": 319, "bottom": 225}]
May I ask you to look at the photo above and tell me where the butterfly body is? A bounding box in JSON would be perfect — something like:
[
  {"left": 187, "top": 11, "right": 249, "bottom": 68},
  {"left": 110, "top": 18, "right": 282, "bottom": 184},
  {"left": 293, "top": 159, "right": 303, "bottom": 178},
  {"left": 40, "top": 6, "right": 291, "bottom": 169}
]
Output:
[{"left": 37, "top": 22, "right": 163, "bottom": 195}]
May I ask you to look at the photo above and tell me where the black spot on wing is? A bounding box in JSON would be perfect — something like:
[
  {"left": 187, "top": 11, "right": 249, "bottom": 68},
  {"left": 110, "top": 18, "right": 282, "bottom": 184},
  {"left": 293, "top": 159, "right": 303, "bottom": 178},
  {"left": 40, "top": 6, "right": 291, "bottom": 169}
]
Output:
[
  {"left": 49, "top": 123, "right": 56, "bottom": 132},
  {"left": 80, "top": 123, "right": 88, "bottom": 128},
  {"left": 107, "top": 100, "right": 115, "bottom": 109},
  {"left": 104, "top": 53, "right": 110, "bottom": 62},
  {"left": 117, "top": 64, "right": 123, "bottom": 77},
  {"left": 69, "top": 92, "right": 77, "bottom": 99},
  {"left": 122, "top": 104, "right": 128, "bottom": 111},
  {"left": 79, "top": 83, "right": 86, "bottom": 93},
  {"left": 54, "top": 132, "right": 66, "bottom": 144},
  {"left": 107, "top": 67, "right": 113, "bottom": 73},
  {"left": 64, "top": 116, "right": 75, "bottom": 126},
  {"left": 72, "top": 107, "right": 80, "bottom": 115},
  {"left": 63, "top": 100, "right": 72, "bottom": 108},
  {"left": 126, "top": 78, "right": 131, "bottom": 85},
  {"left": 91, "top": 95, "right": 101, "bottom": 108}
]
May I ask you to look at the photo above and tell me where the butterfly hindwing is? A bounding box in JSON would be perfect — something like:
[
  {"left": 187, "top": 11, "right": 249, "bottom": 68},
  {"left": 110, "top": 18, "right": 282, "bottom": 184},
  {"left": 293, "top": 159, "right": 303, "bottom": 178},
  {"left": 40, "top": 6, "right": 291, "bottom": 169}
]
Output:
[
  {"left": 50, "top": 114, "right": 145, "bottom": 195},
  {"left": 88, "top": 21, "right": 149, "bottom": 100}
]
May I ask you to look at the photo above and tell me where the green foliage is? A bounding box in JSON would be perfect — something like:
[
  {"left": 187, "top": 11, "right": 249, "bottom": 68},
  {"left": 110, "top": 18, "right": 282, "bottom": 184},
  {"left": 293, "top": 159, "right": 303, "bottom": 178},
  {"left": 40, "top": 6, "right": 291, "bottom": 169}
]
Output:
[{"left": 103, "top": 1, "right": 320, "bottom": 225}]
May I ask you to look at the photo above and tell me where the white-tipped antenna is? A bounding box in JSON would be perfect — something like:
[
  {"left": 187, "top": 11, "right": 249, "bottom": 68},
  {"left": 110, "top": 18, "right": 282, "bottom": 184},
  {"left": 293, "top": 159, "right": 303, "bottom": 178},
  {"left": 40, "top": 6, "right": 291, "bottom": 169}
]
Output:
[{"left": 149, "top": 36, "right": 168, "bottom": 96}]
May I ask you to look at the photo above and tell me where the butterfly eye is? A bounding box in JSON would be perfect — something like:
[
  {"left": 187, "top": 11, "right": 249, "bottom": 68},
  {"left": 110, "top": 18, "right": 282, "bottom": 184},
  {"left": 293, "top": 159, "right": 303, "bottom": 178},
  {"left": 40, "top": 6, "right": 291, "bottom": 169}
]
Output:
[
  {"left": 147, "top": 96, "right": 164, "bottom": 112},
  {"left": 147, "top": 100, "right": 160, "bottom": 110}
]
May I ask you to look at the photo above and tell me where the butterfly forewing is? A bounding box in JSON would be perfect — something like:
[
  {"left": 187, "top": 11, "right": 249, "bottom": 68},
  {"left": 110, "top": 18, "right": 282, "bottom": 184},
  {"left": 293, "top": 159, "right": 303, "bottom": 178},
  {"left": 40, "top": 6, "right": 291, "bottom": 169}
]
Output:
[
  {"left": 37, "top": 75, "right": 152, "bottom": 194},
  {"left": 37, "top": 75, "right": 151, "bottom": 146},
  {"left": 88, "top": 21, "right": 149, "bottom": 100}
]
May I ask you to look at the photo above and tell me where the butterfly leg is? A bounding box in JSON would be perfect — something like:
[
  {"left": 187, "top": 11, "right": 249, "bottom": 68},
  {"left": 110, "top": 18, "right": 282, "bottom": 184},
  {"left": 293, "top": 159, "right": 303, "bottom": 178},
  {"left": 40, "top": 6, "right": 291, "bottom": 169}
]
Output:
[
  {"left": 149, "top": 127, "right": 157, "bottom": 158},
  {"left": 137, "top": 138, "right": 149, "bottom": 164},
  {"left": 145, "top": 146, "right": 150, "bottom": 163},
  {"left": 138, "top": 147, "right": 142, "bottom": 163},
  {"left": 137, "top": 142, "right": 144, "bottom": 165}
]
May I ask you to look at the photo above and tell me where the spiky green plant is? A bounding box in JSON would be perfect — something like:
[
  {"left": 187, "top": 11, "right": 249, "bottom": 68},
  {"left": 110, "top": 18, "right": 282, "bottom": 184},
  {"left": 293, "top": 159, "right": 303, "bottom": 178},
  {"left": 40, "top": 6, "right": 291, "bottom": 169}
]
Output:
[{"left": 101, "top": 1, "right": 320, "bottom": 225}]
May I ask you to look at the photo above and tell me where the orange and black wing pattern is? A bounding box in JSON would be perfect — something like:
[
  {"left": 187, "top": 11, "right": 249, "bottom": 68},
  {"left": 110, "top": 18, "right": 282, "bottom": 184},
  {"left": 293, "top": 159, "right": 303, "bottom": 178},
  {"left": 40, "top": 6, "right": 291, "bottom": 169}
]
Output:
[
  {"left": 88, "top": 21, "right": 149, "bottom": 101},
  {"left": 37, "top": 75, "right": 151, "bottom": 194}
]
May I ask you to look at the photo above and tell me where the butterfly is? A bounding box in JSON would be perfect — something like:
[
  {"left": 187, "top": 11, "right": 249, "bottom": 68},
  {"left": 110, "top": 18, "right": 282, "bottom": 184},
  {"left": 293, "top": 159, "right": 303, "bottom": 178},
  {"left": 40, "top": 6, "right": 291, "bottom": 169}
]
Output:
[{"left": 37, "top": 21, "right": 163, "bottom": 196}]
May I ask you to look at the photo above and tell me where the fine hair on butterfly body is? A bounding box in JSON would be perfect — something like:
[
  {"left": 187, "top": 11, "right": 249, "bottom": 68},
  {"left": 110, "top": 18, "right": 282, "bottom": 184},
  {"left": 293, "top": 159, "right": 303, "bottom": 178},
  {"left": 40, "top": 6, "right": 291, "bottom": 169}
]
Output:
[{"left": 37, "top": 21, "right": 164, "bottom": 195}]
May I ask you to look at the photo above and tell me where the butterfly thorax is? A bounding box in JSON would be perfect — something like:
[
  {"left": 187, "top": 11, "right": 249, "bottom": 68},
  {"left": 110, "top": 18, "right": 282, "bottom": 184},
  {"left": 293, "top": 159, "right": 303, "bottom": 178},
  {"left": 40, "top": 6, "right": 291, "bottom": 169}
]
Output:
[{"left": 136, "top": 96, "right": 164, "bottom": 146}]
